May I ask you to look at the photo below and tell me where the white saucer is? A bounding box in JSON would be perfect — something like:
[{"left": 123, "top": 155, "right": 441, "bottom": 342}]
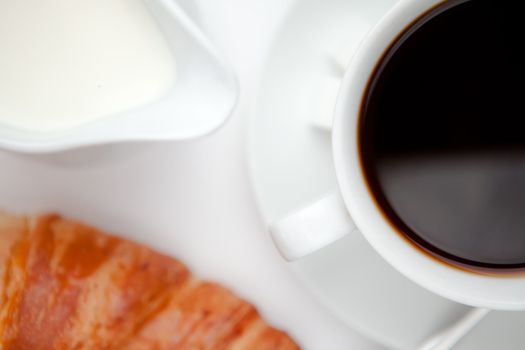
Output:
[{"left": 248, "top": 0, "right": 525, "bottom": 348}]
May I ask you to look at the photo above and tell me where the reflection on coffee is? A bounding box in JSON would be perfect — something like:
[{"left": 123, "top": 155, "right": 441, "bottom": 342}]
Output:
[{"left": 359, "top": 0, "right": 525, "bottom": 272}]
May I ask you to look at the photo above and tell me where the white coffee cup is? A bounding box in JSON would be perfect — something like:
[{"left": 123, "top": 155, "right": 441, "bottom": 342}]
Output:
[{"left": 270, "top": 0, "right": 525, "bottom": 311}]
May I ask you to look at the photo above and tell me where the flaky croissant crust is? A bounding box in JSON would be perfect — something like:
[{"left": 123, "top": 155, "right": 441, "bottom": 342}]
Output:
[{"left": 0, "top": 213, "right": 299, "bottom": 350}]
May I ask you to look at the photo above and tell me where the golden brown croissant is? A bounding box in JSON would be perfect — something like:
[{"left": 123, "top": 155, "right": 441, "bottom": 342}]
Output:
[{"left": 0, "top": 212, "right": 299, "bottom": 350}]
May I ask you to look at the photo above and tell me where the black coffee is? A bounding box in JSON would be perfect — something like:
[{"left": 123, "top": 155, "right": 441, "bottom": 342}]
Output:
[{"left": 359, "top": 0, "right": 525, "bottom": 272}]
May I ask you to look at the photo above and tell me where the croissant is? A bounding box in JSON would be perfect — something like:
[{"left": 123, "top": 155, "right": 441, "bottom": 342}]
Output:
[{"left": 0, "top": 212, "right": 299, "bottom": 350}]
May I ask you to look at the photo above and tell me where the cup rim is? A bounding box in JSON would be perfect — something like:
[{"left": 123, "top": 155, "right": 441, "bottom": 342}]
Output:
[{"left": 332, "top": 0, "right": 525, "bottom": 310}]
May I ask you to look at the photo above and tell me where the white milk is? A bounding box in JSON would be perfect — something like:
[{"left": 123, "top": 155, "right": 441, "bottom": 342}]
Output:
[{"left": 0, "top": 0, "right": 176, "bottom": 131}]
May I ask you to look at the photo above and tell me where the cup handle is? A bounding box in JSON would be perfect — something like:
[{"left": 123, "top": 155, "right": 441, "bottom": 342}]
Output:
[{"left": 270, "top": 193, "right": 357, "bottom": 261}]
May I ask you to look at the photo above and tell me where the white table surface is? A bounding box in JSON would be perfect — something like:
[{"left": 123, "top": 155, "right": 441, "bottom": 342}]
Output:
[
  {"left": 0, "top": 1, "right": 381, "bottom": 349},
  {"left": 173, "top": 0, "right": 385, "bottom": 349}
]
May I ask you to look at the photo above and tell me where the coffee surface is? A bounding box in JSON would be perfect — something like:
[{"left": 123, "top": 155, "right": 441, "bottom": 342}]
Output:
[{"left": 360, "top": 0, "right": 525, "bottom": 270}]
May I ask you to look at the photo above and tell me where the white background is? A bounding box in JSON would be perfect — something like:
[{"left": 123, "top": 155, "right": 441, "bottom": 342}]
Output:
[
  {"left": 0, "top": 0, "right": 382, "bottom": 348},
  {"left": 165, "top": 0, "right": 384, "bottom": 348}
]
